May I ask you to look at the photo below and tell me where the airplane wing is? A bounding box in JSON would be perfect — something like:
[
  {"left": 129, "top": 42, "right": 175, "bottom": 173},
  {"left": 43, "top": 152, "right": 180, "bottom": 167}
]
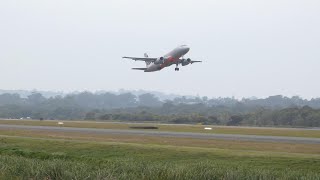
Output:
[
  {"left": 123, "top": 56, "right": 157, "bottom": 62},
  {"left": 190, "top": 60, "right": 202, "bottom": 64},
  {"left": 132, "top": 68, "right": 147, "bottom": 70}
]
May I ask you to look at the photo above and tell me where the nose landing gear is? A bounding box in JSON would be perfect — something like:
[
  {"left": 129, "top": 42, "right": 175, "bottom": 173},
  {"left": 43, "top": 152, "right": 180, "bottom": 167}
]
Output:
[{"left": 175, "top": 64, "right": 180, "bottom": 71}]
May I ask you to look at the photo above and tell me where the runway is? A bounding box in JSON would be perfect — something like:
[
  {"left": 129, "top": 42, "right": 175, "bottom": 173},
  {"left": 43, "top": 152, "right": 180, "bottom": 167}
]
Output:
[{"left": 1, "top": 124, "right": 320, "bottom": 144}]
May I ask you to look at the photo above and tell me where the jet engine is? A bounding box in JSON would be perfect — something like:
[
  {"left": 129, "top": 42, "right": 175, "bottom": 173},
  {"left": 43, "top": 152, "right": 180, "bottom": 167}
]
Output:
[
  {"left": 181, "top": 58, "right": 191, "bottom": 66},
  {"left": 154, "top": 57, "right": 165, "bottom": 64}
]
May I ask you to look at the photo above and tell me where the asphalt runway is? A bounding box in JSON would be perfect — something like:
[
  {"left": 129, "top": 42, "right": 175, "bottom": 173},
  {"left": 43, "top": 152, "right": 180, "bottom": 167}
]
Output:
[{"left": 0, "top": 124, "right": 320, "bottom": 144}]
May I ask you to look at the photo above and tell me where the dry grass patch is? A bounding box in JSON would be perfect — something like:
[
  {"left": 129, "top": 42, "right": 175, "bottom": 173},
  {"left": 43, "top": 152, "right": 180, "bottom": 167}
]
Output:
[{"left": 0, "top": 129, "right": 320, "bottom": 155}]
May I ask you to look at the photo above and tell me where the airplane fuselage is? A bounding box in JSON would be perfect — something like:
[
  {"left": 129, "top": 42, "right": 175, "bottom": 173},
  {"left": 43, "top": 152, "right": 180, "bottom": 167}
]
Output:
[{"left": 145, "top": 45, "right": 190, "bottom": 72}]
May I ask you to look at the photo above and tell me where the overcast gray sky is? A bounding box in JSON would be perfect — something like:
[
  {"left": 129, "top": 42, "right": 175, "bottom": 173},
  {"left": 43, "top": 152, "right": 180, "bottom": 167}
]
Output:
[{"left": 1, "top": 0, "right": 319, "bottom": 99}]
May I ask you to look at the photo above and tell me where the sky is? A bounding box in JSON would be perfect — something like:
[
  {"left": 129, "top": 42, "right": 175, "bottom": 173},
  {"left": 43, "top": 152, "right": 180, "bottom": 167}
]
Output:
[{"left": 0, "top": 0, "right": 319, "bottom": 99}]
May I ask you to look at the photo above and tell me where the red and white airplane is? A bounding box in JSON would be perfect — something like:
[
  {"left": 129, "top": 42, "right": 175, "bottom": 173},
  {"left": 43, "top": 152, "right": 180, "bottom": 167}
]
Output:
[{"left": 123, "top": 45, "right": 202, "bottom": 72}]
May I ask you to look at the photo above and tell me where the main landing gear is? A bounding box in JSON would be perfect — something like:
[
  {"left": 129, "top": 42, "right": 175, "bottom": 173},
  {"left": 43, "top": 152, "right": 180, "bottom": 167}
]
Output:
[{"left": 175, "top": 64, "right": 180, "bottom": 71}]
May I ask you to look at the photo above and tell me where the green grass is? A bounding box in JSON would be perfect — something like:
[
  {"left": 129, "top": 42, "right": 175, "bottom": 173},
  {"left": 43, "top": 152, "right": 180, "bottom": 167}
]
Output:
[
  {"left": 0, "top": 136, "right": 320, "bottom": 179},
  {"left": 1, "top": 155, "right": 319, "bottom": 180}
]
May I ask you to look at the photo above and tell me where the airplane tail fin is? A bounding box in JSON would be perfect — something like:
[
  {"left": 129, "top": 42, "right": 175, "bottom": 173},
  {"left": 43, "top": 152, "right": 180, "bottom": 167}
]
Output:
[{"left": 144, "top": 53, "right": 151, "bottom": 66}]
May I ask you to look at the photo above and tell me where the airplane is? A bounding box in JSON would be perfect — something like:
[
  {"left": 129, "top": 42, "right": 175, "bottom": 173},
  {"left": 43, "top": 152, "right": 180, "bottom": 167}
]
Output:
[{"left": 122, "top": 45, "right": 202, "bottom": 72}]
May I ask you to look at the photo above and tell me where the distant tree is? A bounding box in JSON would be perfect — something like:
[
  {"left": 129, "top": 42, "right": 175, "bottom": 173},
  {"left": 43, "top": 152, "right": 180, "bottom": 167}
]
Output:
[
  {"left": 138, "top": 93, "right": 162, "bottom": 107},
  {"left": 227, "top": 115, "right": 243, "bottom": 126},
  {"left": 99, "top": 114, "right": 112, "bottom": 120},
  {"left": 27, "top": 92, "right": 46, "bottom": 105},
  {"left": 117, "top": 93, "right": 137, "bottom": 107},
  {"left": 0, "top": 93, "right": 22, "bottom": 105},
  {"left": 161, "top": 101, "right": 175, "bottom": 114},
  {"left": 85, "top": 112, "right": 96, "bottom": 120},
  {"left": 208, "top": 116, "right": 220, "bottom": 124}
]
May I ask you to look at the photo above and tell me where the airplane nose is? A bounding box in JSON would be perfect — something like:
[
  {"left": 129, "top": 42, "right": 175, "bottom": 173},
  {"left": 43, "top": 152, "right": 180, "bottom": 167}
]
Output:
[{"left": 184, "top": 46, "right": 190, "bottom": 53}]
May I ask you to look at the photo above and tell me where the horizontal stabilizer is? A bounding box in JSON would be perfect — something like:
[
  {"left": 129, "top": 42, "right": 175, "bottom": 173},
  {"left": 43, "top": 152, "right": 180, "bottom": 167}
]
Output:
[{"left": 132, "top": 68, "right": 147, "bottom": 70}]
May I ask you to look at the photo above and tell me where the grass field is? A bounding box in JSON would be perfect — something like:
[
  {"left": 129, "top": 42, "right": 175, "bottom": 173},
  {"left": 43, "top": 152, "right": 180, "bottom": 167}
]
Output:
[
  {"left": 0, "top": 136, "right": 320, "bottom": 179},
  {"left": 0, "top": 129, "right": 320, "bottom": 154},
  {"left": 1, "top": 119, "right": 320, "bottom": 138},
  {"left": 1, "top": 119, "right": 320, "bottom": 179}
]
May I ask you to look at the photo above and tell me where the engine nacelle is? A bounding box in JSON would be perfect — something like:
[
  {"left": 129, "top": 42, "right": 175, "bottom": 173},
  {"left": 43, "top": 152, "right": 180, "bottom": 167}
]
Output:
[
  {"left": 154, "top": 57, "right": 165, "bottom": 64},
  {"left": 181, "top": 58, "right": 191, "bottom": 66}
]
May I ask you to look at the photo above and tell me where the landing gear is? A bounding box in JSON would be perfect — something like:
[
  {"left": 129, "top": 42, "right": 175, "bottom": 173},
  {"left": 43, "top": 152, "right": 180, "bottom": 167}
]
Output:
[{"left": 175, "top": 64, "right": 179, "bottom": 71}]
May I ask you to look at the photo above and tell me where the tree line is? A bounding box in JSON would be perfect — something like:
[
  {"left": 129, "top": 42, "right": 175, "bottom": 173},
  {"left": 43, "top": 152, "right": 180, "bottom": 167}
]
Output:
[{"left": 0, "top": 91, "right": 319, "bottom": 127}]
